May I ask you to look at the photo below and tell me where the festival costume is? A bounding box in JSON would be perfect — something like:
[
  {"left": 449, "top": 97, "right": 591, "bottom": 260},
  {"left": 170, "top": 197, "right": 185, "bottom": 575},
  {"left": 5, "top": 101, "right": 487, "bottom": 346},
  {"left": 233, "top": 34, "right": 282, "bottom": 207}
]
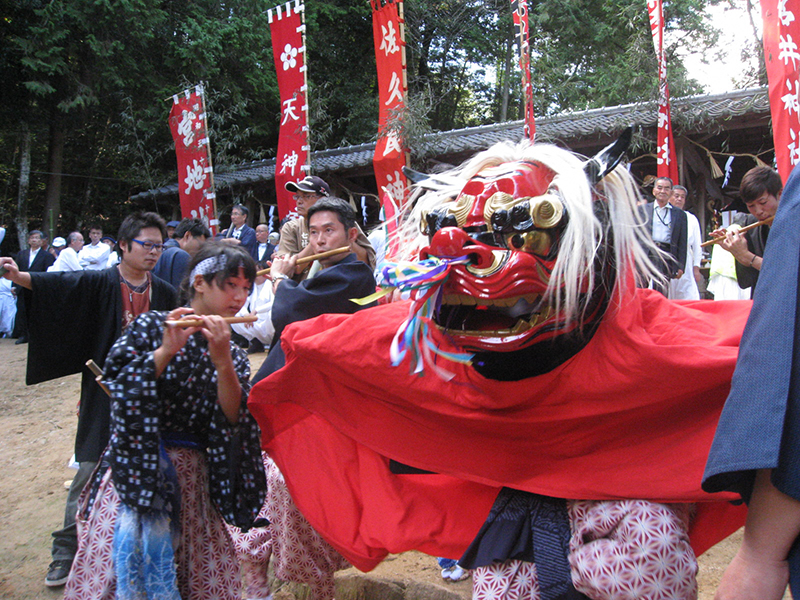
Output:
[
  {"left": 703, "top": 164, "right": 800, "bottom": 594},
  {"left": 227, "top": 223, "right": 258, "bottom": 258},
  {"left": 249, "top": 289, "right": 750, "bottom": 572},
  {"left": 232, "top": 279, "right": 275, "bottom": 347},
  {"left": 277, "top": 216, "right": 376, "bottom": 279},
  {"left": 64, "top": 310, "right": 266, "bottom": 599},
  {"left": 733, "top": 214, "right": 769, "bottom": 293},
  {"left": 251, "top": 140, "right": 752, "bottom": 600},
  {"left": 237, "top": 254, "right": 375, "bottom": 598}
]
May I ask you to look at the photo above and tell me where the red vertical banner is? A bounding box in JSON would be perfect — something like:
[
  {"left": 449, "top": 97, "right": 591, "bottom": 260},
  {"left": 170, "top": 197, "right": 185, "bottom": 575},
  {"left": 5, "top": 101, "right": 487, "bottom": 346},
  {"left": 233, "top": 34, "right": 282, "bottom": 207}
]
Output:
[
  {"left": 761, "top": 0, "right": 800, "bottom": 182},
  {"left": 511, "top": 0, "right": 535, "bottom": 140},
  {"left": 647, "top": 0, "right": 679, "bottom": 183},
  {"left": 168, "top": 84, "right": 218, "bottom": 234},
  {"left": 270, "top": 0, "right": 309, "bottom": 219},
  {"left": 372, "top": 0, "right": 409, "bottom": 254}
]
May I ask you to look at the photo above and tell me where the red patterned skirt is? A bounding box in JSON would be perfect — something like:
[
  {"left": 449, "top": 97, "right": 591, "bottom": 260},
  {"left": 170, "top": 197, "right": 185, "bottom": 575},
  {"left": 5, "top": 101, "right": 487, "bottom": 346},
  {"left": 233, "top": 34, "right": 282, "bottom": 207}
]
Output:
[{"left": 64, "top": 447, "right": 241, "bottom": 600}]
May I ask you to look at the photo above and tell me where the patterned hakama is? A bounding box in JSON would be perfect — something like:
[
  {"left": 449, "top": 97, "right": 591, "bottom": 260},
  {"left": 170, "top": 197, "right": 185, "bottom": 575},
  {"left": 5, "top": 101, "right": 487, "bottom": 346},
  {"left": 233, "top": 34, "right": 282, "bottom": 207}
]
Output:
[
  {"left": 64, "top": 447, "right": 241, "bottom": 600},
  {"left": 472, "top": 500, "right": 697, "bottom": 600}
]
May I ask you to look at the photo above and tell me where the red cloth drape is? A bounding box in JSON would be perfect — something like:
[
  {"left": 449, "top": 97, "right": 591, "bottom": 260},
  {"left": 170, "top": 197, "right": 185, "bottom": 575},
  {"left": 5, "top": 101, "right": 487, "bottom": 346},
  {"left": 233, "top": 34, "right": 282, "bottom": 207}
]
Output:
[
  {"left": 168, "top": 84, "right": 218, "bottom": 234},
  {"left": 270, "top": 1, "right": 309, "bottom": 219},
  {"left": 511, "top": 0, "right": 535, "bottom": 139},
  {"left": 647, "top": 0, "right": 679, "bottom": 183},
  {"left": 372, "top": 0, "right": 409, "bottom": 254},
  {"left": 761, "top": 0, "right": 800, "bottom": 182},
  {"left": 249, "top": 289, "right": 751, "bottom": 570}
]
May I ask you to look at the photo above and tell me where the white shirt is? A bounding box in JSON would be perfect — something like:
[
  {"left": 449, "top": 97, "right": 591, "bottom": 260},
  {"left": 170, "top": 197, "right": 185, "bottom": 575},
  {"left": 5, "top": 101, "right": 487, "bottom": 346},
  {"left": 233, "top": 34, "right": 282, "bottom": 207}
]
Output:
[
  {"left": 669, "top": 211, "right": 701, "bottom": 300},
  {"left": 48, "top": 247, "right": 83, "bottom": 272},
  {"left": 652, "top": 203, "right": 672, "bottom": 244},
  {"left": 232, "top": 281, "right": 275, "bottom": 346},
  {"left": 78, "top": 242, "right": 111, "bottom": 270}
]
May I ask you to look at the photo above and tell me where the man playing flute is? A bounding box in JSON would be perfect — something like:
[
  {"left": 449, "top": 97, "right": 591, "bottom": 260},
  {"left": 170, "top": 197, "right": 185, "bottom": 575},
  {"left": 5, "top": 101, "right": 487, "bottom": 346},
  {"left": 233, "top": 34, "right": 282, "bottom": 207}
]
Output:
[{"left": 0, "top": 212, "right": 177, "bottom": 588}]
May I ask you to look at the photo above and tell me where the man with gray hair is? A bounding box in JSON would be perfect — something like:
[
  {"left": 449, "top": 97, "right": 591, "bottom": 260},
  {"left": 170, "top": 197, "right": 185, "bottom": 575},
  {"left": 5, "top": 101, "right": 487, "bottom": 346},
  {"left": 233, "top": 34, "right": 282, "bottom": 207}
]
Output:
[
  {"left": 668, "top": 185, "right": 703, "bottom": 300},
  {"left": 48, "top": 232, "right": 85, "bottom": 272}
]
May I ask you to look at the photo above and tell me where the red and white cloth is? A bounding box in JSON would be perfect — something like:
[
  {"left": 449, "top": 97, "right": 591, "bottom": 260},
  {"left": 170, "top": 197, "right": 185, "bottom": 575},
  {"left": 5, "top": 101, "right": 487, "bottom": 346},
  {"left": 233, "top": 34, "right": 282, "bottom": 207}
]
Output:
[
  {"left": 473, "top": 500, "right": 697, "bottom": 600},
  {"left": 761, "top": 0, "right": 800, "bottom": 182},
  {"left": 372, "top": 0, "right": 409, "bottom": 251},
  {"left": 169, "top": 84, "right": 218, "bottom": 234},
  {"left": 647, "top": 0, "right": 679, "bottom": 183},
  {"left": 270, "top": 0, "right": 310, "bottom": 219},
  {"left": 511, "top": 0, "right": 535, "bottom": 140},
  {"left": 64, "top": 447, "right": 240, "bottom": 600}
]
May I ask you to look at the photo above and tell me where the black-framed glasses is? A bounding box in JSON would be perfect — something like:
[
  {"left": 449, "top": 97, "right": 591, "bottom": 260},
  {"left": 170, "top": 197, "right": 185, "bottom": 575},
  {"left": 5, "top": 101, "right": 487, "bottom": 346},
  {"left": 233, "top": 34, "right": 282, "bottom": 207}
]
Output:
[{"left": 131, "top": 239, "right": 165, "bottom": 252}]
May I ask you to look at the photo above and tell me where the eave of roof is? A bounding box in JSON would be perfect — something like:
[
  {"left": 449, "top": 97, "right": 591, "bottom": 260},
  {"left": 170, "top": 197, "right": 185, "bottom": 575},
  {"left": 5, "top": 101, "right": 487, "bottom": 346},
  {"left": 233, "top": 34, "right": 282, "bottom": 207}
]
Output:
[{"left": 132, "top": 86, "right": 769, "bottom": 201}]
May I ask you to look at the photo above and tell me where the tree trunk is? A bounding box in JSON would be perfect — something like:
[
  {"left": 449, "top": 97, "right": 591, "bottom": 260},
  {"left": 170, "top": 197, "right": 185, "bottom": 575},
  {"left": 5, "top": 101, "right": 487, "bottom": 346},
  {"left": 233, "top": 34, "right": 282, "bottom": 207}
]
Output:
[
  {"left": 16, "top": 122, "right": 31, "bottom": 251},
  {"left": 42, "top": 113, "right": 65, "bottom": 239}
]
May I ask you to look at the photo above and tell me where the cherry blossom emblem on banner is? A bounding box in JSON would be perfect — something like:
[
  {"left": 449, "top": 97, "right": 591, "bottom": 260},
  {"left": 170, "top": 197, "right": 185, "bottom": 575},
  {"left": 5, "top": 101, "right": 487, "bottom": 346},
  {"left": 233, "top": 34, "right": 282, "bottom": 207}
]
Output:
[
  {"left": 270, "top": 0, "right": 309, "bottom": 219},
  {"left": 762, "top": 0, "right": 800, "bottom": 182},
  {"left": 169, "top": 85, "right": 218, "bottom": 233}
]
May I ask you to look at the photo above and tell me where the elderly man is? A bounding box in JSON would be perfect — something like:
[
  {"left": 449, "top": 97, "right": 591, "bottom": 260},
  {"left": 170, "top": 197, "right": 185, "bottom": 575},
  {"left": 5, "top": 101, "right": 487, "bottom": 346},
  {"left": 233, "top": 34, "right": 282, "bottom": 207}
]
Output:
[
  {"left": 668, "top": 185, "right": 703, "bottom": 300},
  {"left": 716, "top": 166, "right": 782, "bottom": 294},
  {"left": 279, "top": 175, "right": 375, "bottom": 280},
  {"left": 48, "top": 232, "right": 84, "bottom": 272},
  {"left": 12, "top": 229, "right": 55, "bottom": 344},
  {"left": 0, "top": 212, "right": 177, "bottom": 587},
  {"left": 222, "top": 204, "right": 258, "bottom": 257},
  {"left": 254, "top": 223, "right": 275, "bottom": 263},
  {"left": 641, "top": 177, "right": 688, "bottom": 296}
]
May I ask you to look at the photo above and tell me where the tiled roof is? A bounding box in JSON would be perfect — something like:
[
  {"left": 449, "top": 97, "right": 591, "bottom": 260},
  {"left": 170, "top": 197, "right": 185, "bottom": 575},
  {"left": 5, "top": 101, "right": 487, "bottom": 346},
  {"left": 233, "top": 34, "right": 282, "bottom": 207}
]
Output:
[{"left": 132, "top": 87, "right": 769, "bottom": 200}]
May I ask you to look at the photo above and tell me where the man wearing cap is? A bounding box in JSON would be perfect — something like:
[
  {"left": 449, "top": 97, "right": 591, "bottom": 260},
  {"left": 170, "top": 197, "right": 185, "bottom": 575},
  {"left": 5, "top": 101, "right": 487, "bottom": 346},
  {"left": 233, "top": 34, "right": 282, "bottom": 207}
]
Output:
[
  {"left": 78, "top": 225, "right": 110, "bottom": 271},
  {"left": 48, "top": 232, "right": 84, "bottom": 272},
  {"left": 165, "top": 220, "right": 180, "bottom": 240},
  {"left": 152, "top": 217, "right": 211, "bottom": 287},
  {"left": 280, "top": 175, "right": 375, "bottom": 280}
]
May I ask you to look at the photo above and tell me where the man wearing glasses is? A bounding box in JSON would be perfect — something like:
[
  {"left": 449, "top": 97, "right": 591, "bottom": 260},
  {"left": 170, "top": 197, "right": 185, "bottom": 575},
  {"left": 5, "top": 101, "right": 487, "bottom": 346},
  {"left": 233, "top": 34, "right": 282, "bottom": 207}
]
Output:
[
  {"left": 0, "top": 211, "right": 178, "bottom": 588},
  {"left": 279, "top": 175, "right": 375, "bottom": 280}
]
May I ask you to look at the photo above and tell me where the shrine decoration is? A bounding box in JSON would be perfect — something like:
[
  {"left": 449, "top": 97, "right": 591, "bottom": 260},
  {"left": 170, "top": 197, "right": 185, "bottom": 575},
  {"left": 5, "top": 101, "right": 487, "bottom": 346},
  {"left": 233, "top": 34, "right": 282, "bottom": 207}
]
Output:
[
  {"left": 647, "top": 0, "right": 679, "bottom": 183},
  {"left": 269, "top": 0, "right": 310, "bottom": 219},
  {"left": 511, "top": 0, "right": 535, "bottom": 140},
  {"left": 761, "top": 0, "right": 800, "bottom": 182},
  {"left": 168, "top": 83, "right": 218, "bottom": 233},
  {"left": 372, "top": 0, "right": 410, "bottom": 258}
]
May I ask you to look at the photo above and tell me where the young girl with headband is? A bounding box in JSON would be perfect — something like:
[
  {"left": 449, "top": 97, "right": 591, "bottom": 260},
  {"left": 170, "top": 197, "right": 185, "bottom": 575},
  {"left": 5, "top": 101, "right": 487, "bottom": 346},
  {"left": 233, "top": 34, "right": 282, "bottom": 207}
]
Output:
[{"left": 65, "top": 242, "right": 267, "bottom": 600}]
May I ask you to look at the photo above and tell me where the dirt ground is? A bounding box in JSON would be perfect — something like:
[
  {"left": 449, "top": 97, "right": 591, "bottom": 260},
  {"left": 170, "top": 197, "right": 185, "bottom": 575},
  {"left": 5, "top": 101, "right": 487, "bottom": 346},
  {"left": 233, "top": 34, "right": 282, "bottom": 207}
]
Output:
[{"left": 0, "top": 338, "right": 780, "bottom": 599}]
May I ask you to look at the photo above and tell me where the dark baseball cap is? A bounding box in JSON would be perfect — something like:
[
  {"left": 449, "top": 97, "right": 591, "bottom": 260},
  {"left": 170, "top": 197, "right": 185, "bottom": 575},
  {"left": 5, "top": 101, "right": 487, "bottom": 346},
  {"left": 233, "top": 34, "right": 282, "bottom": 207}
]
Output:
[
  {"left": 166, "top": 221, "right": 180, "bottom": 228},
  {"left": 285, "top": 175, "right": 330, "bottom": 196}
]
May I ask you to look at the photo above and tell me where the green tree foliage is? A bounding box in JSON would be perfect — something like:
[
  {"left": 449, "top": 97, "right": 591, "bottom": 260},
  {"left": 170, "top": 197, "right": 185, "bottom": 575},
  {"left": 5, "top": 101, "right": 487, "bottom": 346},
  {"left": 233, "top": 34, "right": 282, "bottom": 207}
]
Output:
[
  {"left": 2, "top": 0, "right": 278, "bottom": 241},
  {"left": 0, "top": 0, "right": 726, "bottom": 248}
]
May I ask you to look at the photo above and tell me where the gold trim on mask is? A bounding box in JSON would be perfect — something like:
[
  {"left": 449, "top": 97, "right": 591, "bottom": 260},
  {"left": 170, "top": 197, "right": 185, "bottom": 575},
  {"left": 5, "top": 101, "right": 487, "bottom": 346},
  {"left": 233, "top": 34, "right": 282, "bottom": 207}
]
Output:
[
  {"left": 448, "top": 194, "right": 475, "bottom": 227},
  {"left": 529, "top": 193, "right": 564, "bottom": 229},
  {"left": 465, "top": 249, "right": 508, "bottom": 276},
  {"left": 483, "top": 192, "right": 520, "bottom": 227}
]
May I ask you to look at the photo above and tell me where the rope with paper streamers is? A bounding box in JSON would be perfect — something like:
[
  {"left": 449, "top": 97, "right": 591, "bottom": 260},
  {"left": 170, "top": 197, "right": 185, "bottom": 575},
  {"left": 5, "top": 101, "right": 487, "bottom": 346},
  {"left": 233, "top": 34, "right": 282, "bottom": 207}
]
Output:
[{"left": 353, "top": 256, "right": 475, "bottom": 379}]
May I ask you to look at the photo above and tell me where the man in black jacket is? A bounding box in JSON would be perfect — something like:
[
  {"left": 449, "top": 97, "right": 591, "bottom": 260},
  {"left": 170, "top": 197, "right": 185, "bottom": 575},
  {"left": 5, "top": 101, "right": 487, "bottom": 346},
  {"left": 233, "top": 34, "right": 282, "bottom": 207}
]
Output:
[
  {"left": 1, "top": 212, "right": 178, "bottom": 587},
  {"left": 12, "top": 229, "right": 55, "bottom": 343},
  {"left": 641, "top": 177, "right": 688, "bottom": 296}
]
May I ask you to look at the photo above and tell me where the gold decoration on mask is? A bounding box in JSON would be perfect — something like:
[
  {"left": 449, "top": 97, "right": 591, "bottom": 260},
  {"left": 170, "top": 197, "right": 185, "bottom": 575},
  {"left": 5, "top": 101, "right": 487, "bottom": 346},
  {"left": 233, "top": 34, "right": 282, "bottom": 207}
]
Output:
[
  {"left": 483, "top": 192, "right": 522, "bottom": 226},
  {"left": 448, "top": 194, "right": 475, "bottom": 227},
  {"left": 529, "top": 194, "right": 564, "bottom": 229},
  {"left": 506, "top": 231, "right": 551, "bottom": 255},
  {"left": 465, "top": 249, "right": 507, "bottom": 277}
]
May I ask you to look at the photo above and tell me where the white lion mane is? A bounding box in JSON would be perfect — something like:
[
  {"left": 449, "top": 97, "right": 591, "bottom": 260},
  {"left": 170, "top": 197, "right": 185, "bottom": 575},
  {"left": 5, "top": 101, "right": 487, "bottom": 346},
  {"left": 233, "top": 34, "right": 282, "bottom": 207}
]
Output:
[{"left": 391, "top": 139, "right": 663, "bottom": 325}]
